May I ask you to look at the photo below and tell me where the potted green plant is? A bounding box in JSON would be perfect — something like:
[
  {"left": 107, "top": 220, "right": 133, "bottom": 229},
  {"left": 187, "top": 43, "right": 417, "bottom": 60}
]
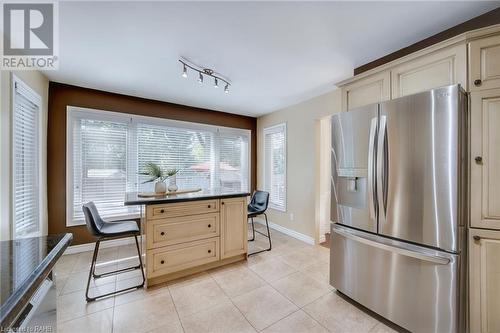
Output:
[{"left": 140, "top": 162, "right": 179, "bottom": 193}]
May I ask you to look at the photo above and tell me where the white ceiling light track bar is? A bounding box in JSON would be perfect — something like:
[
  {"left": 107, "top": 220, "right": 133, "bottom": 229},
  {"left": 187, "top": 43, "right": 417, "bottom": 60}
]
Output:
[{"left": 179, "top": 58, "right": 231, "bottom": 94}]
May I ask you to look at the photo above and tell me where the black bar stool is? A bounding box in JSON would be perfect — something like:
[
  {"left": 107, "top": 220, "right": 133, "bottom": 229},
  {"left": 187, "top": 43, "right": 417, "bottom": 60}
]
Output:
[
  {"left": 82, "top": 202, "right": 145, "bottom": 302},
  {"left": 247, "top": 191, "right": 272, "bottom": 256}
]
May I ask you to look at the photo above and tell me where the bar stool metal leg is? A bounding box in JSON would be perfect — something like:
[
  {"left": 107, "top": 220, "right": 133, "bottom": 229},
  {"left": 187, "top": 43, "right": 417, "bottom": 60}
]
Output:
[
  {"left": 248, "top": 213, "right": 272, "bottom": 256},
  {"left": 85, "top": 240, "right": 100, "bottom": 302},
  {"left": 134, "top": 235, "right": 146, "bottom": 284},
  {"left": 248, "top": 217, "right": 256, "bottom": 242},
  {"left": 86, "top": 235, "right": 145, "bottom": 302}
]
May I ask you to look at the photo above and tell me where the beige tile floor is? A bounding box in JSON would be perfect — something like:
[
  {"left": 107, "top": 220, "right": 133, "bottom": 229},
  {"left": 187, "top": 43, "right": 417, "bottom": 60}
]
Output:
[{"left": 54, "top": 224, "right": 400, "bottom": 333}]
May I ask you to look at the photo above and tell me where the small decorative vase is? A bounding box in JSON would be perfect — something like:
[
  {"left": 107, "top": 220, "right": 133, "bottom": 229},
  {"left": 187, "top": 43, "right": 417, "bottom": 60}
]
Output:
[
  {"left": 154, "top": 181, "right": 167, "bottom": 194},
  {"left": 168, "top": 175, "right": 178, "bottom": 192}
]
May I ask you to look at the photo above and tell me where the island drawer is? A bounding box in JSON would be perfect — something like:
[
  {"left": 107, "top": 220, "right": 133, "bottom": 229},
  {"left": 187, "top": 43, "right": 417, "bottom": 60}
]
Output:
[
  {"left": 146, "top": 213, "right": 219, "bottom": 249},
  {"left": 146, "top": 199, "right": 219, "bottom": 219},
  {"left": 147, "top": 238, "right": 220, "bottom": 277}
]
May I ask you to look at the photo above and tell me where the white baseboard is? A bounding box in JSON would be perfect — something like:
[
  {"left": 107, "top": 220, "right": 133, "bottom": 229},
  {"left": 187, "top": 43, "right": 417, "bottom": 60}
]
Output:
[
  {"left": 254, "top": 219, "right": 315, "bottom": 245},
  {"left": 64, "top": 236, "right": 141, "bottom": 255}
]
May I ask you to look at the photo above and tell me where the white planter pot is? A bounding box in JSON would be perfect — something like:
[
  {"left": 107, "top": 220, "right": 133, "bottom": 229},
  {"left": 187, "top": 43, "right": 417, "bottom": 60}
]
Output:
[{"left": 155, "top": 181, "right": 167, "bottom": 193}]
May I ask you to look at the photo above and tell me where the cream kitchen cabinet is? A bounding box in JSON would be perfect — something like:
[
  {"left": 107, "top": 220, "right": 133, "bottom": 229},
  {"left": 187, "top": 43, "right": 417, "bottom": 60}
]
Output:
[
  {"left": 341, "top": 71, "right": 390, "bottom": 111},
  {"left": 220, "top": 197, "right": 248, "bottom": 259},
  {"left": 470, "top": 35, "right": 500, "bottom": 91},
  {"left": 128, "top": 193, "right": 249, "bottom": 287},
  {"left": 469, "top": 228, "right": 500, "bottom": 333},
  {"left": 391, "top": 43, "right": 467, "bottom": 98},
  {"left": 470, "top": 88, "right": 500, "bottom": 230}
]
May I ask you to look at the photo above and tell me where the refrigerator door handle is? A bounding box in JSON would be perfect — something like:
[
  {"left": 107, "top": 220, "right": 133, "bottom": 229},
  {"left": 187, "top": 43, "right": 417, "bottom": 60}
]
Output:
[
  {"left": 377, "top": 115, "right": 387, "bottom": 221},
  {"left": 333, "top": 226, "right": 451, "bottom": 265},
  {"left": 367, "top": 117, "right": 377, "bottom": 220}
]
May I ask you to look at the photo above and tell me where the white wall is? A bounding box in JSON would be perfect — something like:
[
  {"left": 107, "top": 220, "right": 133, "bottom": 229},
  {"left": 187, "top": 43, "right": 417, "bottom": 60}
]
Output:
[
  {"left": 257, "top": 89, "right": 341, "bottom": 241},
  {"left": 0, "top": 71, "right": 49, "bottom": 240}
]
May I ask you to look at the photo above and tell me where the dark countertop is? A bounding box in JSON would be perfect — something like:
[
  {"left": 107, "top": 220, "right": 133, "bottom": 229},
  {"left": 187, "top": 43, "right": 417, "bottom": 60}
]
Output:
[
  {"left": 0, "top": 233, "right": 73, "bottom": 329},
  {"left": 124, "top": 188, "right": 251, "bottom": 206}
]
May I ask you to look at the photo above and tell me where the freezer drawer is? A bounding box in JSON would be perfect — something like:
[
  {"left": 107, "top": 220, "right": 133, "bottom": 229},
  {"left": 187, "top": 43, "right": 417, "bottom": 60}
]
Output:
[{"left": 330, "top": 224, "right": 465, "bottom": 333}]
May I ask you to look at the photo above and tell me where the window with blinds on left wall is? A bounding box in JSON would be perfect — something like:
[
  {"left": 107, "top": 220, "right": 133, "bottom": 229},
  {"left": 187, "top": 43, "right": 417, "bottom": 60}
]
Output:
[
  {"left": 12, "top": 76, "right": 42, "bottom": 238},
  {"left": 66, "top": 106, "right": 251, "bottom": 226}
]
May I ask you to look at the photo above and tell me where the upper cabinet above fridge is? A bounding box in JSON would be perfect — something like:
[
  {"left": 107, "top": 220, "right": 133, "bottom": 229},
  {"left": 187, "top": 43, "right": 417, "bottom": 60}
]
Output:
[
  {"left": 341, "top": 71, "right": 390, "bottom": 112},
  {"left": 391, "top": 44, "right": 467, "bottom": 98},
  {"left": 338, "top": 40, "right": 467, "bottom": 112}
]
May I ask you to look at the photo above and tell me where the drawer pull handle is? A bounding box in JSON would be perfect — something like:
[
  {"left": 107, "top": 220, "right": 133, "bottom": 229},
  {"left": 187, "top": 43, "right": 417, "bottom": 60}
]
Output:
[
  {"left": 208, "top": 205, "right": 211, "bottom": 208},
  {"left": 160, "top": 231, "right": 165, "bottom": 236},
  {"left": 208, "top": 249, "right": 212, "bottom": 254},
  {"left": 473, "top": 235, "right": 481, "bottom": 242},
  {"left": 221, "top": 202, "right": 224, "bottom": 205},
  {"left": 208, "top": 224, "right": 211, "bottom": 228},
  {"left": 475, "top": 156, "right": 483, "bottom": 165},
  {"left": 160, "top": 260, "right": 165, "bottom": 264},
  {"left": 160, "top": 209, "right": 165, "bottom": 213},
  {"left": 474, "top": 79, "right": 482, "bottom": 87}
]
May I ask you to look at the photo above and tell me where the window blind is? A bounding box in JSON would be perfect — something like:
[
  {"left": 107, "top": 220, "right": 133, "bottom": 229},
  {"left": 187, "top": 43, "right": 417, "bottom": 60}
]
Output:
[
  {"left": 13, "top": 78, "right": 41, "bottom": 237},
  {"left": 67, "top": 107, "right": 251, "bottom": 226},
  {"left": 71, "top": 117, "right": 138, "bottom": 222},
  {"left": 263, "top": 123, "right": 286, "bottom": 211},
  {"left": 137, "top": 123, "right": 214, "bottom": 192},
  {"left": 218, "top": 132, "right": 249, "bottom": 191}
]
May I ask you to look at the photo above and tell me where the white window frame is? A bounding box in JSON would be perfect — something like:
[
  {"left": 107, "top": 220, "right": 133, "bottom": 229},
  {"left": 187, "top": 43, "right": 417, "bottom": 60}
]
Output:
[
  {"left": 263, "top": 122, "right": 287, "bottom": 212},
  {"left": 12, "top": 75, "right": 43, "bottom": 238},
  {"left": 66, "top": 106, "right": 252, "bottom": 226}
]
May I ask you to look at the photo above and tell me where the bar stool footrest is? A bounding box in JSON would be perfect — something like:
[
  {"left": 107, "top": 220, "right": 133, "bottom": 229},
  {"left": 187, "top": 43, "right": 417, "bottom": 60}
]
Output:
[{"left": 93, "top": 264, "right": 141, "bottom": 279}]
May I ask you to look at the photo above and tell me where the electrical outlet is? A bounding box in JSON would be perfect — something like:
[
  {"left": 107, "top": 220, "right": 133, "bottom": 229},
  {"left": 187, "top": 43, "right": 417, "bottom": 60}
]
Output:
[{"left": 290, "top": 213, "right": 294, "bottom": 221}]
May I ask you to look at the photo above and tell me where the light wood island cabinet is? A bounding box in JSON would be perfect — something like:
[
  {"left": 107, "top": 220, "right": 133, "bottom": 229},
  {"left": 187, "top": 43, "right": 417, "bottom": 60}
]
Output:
[
  {"left": 124, "top": 190, "right": 249, "bottom": 287},
  {"left": 220, "top": 197, "right": 248, "bottom": 259}
]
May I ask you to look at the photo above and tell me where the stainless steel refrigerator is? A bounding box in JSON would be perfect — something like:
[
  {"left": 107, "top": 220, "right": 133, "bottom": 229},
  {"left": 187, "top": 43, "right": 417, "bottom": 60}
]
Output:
[{"left": 330, "top": 85, "right": 468, "bottom": 333}]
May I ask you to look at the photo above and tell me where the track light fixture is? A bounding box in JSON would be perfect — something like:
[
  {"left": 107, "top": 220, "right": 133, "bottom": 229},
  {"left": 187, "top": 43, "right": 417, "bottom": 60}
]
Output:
[{"left": 179, "top": 58, "right": 231, "bottom": 94}]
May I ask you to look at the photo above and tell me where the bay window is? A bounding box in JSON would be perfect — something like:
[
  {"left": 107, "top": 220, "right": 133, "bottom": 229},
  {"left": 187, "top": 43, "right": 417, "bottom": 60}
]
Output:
[{"left": 67, "top": 106, "right": 250, "bottom": 226}]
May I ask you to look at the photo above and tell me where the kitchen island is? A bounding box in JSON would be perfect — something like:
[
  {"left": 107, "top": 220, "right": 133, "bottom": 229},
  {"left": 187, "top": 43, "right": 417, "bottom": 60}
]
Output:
[{"left": 125, "top": 189, "right": 250, "bottom": 287}]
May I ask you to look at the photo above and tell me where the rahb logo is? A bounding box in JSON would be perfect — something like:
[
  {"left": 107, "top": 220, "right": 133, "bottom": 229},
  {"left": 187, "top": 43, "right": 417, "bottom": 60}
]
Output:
[{"left": 1, "top": 2, "right": 59, "bottom": 70}]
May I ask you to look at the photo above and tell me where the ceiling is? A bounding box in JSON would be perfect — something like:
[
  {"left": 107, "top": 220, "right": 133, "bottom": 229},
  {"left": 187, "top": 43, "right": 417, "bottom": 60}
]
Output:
[{"left": 45, "top": 1, "right": 500, "bottom": 117}]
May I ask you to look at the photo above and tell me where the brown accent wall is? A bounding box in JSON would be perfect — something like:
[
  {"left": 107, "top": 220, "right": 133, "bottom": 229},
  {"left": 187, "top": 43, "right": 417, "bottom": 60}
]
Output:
[
  {"left": 48, "top": 82, "right": 257, "bottom": 245},
  {"left": 354, "top": 7, "right": 500, "bottom": 75}
]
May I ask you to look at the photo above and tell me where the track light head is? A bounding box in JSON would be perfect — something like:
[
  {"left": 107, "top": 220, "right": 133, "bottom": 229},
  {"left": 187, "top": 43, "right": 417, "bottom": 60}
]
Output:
[
  {"left": 182, "top": 64, "right": 187, "bottom": 78},
  {"left": 224, "top": 84, "right": 229, "bottom": 94},
  {"left": 198, "top": 72, "right": 203, "bottom": 83},
  {"left": 214, "top": 78, "right": 218, "bottom": 88}
]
